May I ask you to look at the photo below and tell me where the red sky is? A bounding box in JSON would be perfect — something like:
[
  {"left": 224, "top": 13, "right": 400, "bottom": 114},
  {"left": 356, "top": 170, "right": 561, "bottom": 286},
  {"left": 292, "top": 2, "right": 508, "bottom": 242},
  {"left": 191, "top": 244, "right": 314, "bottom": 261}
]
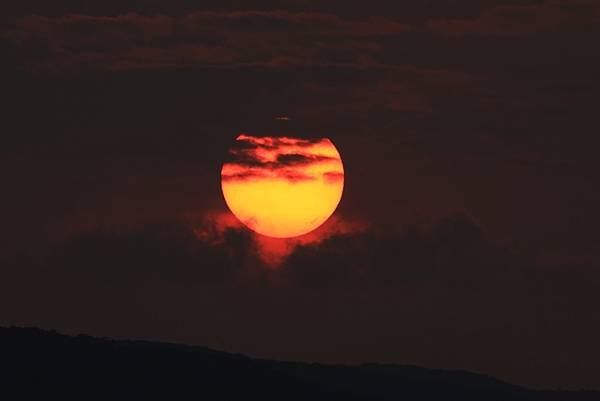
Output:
[{"left": 1, "top": 0, "right": 600, "bottom": 390}]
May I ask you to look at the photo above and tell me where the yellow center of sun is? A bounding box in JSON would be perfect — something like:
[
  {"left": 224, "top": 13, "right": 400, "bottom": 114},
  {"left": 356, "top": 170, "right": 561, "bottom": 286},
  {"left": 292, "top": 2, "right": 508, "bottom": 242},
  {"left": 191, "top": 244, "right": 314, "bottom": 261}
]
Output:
[{"left": 221, "top": 134, "right": 344, "bottom": 238}]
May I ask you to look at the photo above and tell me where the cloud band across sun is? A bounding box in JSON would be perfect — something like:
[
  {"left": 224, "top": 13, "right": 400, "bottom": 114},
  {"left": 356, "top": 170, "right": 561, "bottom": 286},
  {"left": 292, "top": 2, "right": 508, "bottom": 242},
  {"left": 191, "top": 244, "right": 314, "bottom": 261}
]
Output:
[{"left": 221, "top": 134, "right": 344, "bottom": 238}]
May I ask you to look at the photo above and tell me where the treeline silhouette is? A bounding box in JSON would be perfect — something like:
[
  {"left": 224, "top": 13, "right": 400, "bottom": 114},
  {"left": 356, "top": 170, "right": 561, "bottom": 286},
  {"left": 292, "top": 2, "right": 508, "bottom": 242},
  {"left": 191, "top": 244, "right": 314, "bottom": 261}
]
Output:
[{"left": 0, "top": 327, "right": 597, "bottom": 400}]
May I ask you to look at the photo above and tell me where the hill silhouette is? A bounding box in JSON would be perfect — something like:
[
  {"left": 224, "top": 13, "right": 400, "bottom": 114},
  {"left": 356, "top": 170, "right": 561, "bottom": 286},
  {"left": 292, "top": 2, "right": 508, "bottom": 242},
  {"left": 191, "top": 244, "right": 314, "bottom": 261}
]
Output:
[{"left": 0, "top": 327, "right": 597, "bottom": 400}]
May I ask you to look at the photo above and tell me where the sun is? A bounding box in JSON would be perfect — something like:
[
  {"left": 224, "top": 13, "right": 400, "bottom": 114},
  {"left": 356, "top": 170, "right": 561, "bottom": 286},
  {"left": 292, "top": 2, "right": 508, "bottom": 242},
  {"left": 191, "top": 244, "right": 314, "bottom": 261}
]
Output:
[{"left": 221, "top": 134, "right": 345, "bottom": 238}]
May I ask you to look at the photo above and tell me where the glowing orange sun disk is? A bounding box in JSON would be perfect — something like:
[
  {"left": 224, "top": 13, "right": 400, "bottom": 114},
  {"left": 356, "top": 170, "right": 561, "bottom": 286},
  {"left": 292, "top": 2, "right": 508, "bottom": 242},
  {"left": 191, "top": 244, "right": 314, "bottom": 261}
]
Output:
[{"left": 221, "top": 134, "right": 344, "bottom": 238}]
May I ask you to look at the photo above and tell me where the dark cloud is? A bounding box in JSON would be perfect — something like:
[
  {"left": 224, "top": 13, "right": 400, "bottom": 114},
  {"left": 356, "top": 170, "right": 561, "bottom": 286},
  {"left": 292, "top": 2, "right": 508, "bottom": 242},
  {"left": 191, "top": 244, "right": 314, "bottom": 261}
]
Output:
[
  {"left": 0, "top": 1, "right": 551, "bottom": 25},
  {"left": 276, "top": 153, "right": 335, "bottom": 166},
  {"left": 323, "top": 171, "right": 344, "bottom": 184},
  {"left": 276, "top": 170, "right": 317, "bottom": 183},
  {"left": 219, "top": 170, "right": 269, "bottom": 182},
  {"left": 2, "top": 214, "right": 598, "bottom": 388},
  {"left": 295, "top": 65, "right": 480, "bottom": 122},
  {"left": 0, "top": 214, "right": 507, "bottom": 309},
  {"left": 221, "top": 135, "right": 342, "bottom": 183},
  {"left": 8, "top": 2, "right": 598, "bottom": 72},
  {"left": 427, "top": 0, "right": 600, "bottom": 36},
  {"left": 5, "top": 11, "right": 408, "bottom": 71}
]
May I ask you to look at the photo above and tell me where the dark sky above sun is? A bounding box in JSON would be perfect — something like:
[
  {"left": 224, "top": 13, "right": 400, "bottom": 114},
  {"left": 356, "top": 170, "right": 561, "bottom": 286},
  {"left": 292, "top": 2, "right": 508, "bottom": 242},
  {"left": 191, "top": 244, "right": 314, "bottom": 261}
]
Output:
[{"left": 1, "top": 0, "right": 600, "bottom": 390}]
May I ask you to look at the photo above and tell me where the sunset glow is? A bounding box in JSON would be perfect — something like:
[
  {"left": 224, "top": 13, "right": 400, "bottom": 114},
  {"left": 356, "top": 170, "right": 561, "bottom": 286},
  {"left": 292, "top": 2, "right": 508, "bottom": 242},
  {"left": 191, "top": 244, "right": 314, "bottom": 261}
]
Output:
[{"left": 221, "top": 134, "right": 344, "bottom": 238}]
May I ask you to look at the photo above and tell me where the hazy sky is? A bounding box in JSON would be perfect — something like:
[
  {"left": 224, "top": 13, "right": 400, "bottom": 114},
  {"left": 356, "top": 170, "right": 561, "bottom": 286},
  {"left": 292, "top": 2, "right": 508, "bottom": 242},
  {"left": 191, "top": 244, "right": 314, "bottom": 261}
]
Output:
[{"left": 2, "top": 0, "right": 600, "bottom": 390}]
